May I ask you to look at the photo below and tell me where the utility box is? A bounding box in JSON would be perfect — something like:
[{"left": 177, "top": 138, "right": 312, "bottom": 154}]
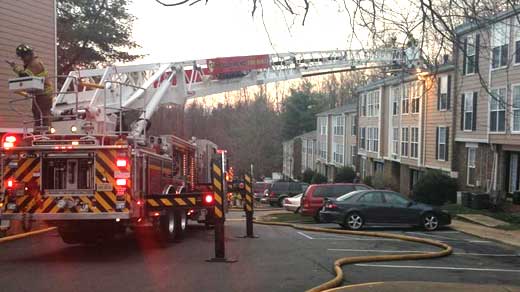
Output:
[
  {"left": 470, "top": 193, "right": 490, "bottom": 210},
  {"left": 8, "top": 77, "right": 45, "bottom": 92}
]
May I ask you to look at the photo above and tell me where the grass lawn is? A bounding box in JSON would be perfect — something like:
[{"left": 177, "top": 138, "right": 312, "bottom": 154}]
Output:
[
  {"left": 442, "top": 203, "right": 520, "bottom": 230},
  {"left": 259, "top": 212, "right": 315, "bottom": 224}
]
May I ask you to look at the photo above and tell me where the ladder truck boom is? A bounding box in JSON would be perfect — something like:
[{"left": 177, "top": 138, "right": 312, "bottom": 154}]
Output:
[{"left": 52, "top": 46, "right": 419, "bottom": 139}]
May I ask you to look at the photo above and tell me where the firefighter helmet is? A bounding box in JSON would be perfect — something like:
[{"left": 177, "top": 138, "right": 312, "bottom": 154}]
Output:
[{"left": 16, "top": 44, "right": 33, "bottom": 57}]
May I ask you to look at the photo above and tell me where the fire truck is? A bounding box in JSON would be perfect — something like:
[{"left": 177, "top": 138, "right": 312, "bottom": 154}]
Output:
[{"left": 1, "top": 49, "right": 417, "bottom": 243}]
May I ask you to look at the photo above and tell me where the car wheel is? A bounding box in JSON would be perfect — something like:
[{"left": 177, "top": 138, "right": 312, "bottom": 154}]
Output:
[
  {"left": 345, "top": 212, "right": 364, "bottom": 230},
  {"left": 422, "top": 213, "right": 440, "bottom": 231},
  {"left": 269, "top": 202, "right": 276, "bottom": 207}
]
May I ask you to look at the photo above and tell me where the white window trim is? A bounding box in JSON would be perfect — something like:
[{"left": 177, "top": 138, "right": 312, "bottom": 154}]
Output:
[
  {"left": 490, "top": 21, "right": 510, "bottom": 71},
  {"left": 392, "top": 127, "right": 399, "bottom": 155},
  {"left": 463, "top": 91, "right": 474, "bottom": 132},
  {"left": 401, "top": 127, "right": 409, "bottom": 158},
  {"left": 391, "top": 86, "right": 400, "bottom": 116},
  {"left": 439, "top": 75, "right": 448, "bottom": 111},
  {"left": 411, "top": 81, "right": 421, "bottom": 114},
  {"left": 489, "top": 87, "right": 507, "bottom": 134},
  {"left": 437, "top": 126, "right": 447, "bottom": 162},
  {"left": 511, "top": 83, "right": 520, "bottom": 133},
  {"left": 465, "top": 33, "right": 477, "bottom": 75},
  {"left": 410, "top": 127, "right": 419, "bottom": 160},
  {"left": 402, "top": 84, "right": 410, "bottom": 115},
  {"left": 467, "top": 147, "right": 477, "bottom": 187}
]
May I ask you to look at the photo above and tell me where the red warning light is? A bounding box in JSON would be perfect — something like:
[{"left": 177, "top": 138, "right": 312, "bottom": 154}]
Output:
[
  {"left": 116, "top": 159, "right": 127, "bottom": 167},
  {"left": 204, "top": 194, "right": 214, "bottom": 204}
]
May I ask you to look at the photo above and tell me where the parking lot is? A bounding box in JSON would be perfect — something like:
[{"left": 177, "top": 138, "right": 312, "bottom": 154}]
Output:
[{"left": 0, "top": 210, "right": 518, "bottom": 292}]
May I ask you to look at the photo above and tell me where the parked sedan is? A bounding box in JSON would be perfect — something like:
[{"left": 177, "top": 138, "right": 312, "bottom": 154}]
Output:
[
  {"left": 319, "top": 190, "right": 451, "bottom": 231},
  {"left": 283, "top": 193, "right": 302, "bottom": 213}
]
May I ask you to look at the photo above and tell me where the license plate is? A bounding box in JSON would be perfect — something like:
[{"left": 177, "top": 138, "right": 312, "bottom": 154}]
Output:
[{"left": 97, "top": 183, "right": 113, "bottom": 192}]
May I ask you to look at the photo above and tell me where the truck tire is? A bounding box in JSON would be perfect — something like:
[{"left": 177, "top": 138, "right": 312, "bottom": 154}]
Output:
[
  {"left": 160, "top": 210, "right": 181, "bottom": 242},
  {"left": 176, "top": 211, "right": 188, "bottom": 239}
]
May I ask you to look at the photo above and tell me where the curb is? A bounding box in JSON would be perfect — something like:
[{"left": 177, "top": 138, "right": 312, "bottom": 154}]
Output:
[
  {"left": 450, "top": 219, "right": 520, "bottom": 248},
  {"left": 254, "top": 216, "right": 453, "bottom": 292},
  {"left": 0, "top": 227, "right": 56, "bottom": 244}
]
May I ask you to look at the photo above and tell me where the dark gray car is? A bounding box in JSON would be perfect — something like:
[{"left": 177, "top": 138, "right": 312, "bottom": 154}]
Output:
[{"left": 319, "top": 190, "right": 451, "bottom": 231}]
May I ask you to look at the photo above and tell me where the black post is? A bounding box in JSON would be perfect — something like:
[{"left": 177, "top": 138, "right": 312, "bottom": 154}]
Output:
[{"left": 207, "top": 156, "right": 236, "bottom": 262}]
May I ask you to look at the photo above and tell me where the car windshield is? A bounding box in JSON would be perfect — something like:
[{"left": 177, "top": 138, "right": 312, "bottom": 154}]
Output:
[{"left": 336, "top": 191, "right": 361, "bottom": 201}]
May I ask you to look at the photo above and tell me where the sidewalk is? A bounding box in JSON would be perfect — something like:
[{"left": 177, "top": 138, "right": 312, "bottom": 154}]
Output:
[{"left": 451, "top": 219, "right": 520, "bottom": 248}]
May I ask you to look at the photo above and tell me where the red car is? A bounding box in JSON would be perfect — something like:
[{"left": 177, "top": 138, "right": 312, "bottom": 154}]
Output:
[{"left": 300, "top": 183, "right": 371, "bottom": 222}]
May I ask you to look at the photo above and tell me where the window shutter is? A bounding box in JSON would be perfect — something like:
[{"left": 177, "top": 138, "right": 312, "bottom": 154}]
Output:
[
  {"left": 462, "top": 38, "right": 468, "bottom": 75},
  {"left": 472, "top": 92, "right": 478, "bottom": 131},
  {"left": 475, "top": 34, "right": 480, "bottom": 73},
  {"left": 445, "top": 127, "right": 449, "bottom": 160},
  {"left": 437, "top": 77, "right": 441, "bottom": 110},
  {"left": 460, "top": 94, "right": 465, "bottom": 130},
  {"left": 447, "top": 75, "right": 452, "bottom": 110},
  {"left": 435, "top": 127, "right": 439, "bottom": 160}
]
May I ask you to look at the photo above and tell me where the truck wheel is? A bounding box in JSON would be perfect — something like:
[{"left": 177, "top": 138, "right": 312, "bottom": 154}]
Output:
[
  {"left": 176, "top": 211, "right": 188, "bottom": 239},
  {"left": 160, "top": 210, "right": 181, "bottom": 242}
]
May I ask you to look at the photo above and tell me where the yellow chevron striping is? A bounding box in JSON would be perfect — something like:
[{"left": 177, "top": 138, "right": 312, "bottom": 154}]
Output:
[
  {"left": 96, "top": 165, "right": 116, "bottom": 186},
  {"left": 160, "top": 198, "right": 173, "bottom": 206},
  {"left": 212, "top": 164, "right": 222, "bottom": 177},
  {"left": 245, "top": 175, "right": 251, "bottom": 183},
  {"left": 22, "top": 164, "right": 39, "bottom": 183},
  {"left": 214, "top": 207, "right": 223, "bottom": 218},
  {"left": 95, "top": 193, "right": 113, "bottom": 212},
  {"left": 80, "top": 196, "right": 99, "bottom": 213},
  {"left": 97, "top": 151, "right": 119, "bottom": 173},
  {"left": 37, "top": 197, "right": 53, "bottom": 212},
  {"left": 246, "top": 205, "right": 252, "bottom": 212},
  {"left": 148, "top": 199, "right": 159, "bottom": 207},
  {"left": 188, "top": 197, "right": 196, "bottom": 204},
  {"left": 246, "top": 196, "right": 252, "bottom": 203},
  {"left": 12, "top": 158, "right": 36, "bottom": 179},
  {"left": 149, "top": 165, "right": 162, "bottom": 172},
  {"left": 245, "top": 186, "right": 252, "bottom": 193},
  {"left": 213, "top": 178, "right": 222, "bottom": 192},
  {"left": 174, "top": 198, "right": 187, "bottom": 206},
  {"left": 214, "top": 192, "right": 222, "bottom": 204}
]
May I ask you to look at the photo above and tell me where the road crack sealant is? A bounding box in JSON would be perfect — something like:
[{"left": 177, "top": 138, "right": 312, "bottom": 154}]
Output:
[{"left": 254, "top": 219, "right": 453, "bottom": 292}]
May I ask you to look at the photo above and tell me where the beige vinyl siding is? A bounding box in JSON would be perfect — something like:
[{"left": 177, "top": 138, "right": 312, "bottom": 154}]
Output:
[
  {"left": 0, "top": 0, "right": 56, "bottom": 130},
  {"left": 424, "top": 73, "right": 453, "bottom": 170},
  {"left": 455, "top": 30, "right": 491, "bottom": 141}
]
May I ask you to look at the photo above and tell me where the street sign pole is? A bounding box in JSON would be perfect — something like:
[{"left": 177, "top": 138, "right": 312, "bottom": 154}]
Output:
[{"left": 241, "top": 173, "right": 258, "bottom": 238}]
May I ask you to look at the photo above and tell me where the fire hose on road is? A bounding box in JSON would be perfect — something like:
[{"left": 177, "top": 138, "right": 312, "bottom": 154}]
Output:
[{"left": 253, "top": 219, "right": 453, "bottom": 292}]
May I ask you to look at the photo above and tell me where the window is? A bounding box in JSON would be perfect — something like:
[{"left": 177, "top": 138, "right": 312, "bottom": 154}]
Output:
[
  {"left": 402, "top": 84, "right": 409, "bottom": 114},
  {"left": 319, "top": 117, "right": 328, "bottom": 135},
  {"left": 358, "top": 192, "right": 384, "bottom": 204},
  {"left": 392, "top": 86, "right": 400, "bottom": 115},
  {"left": 467, "top": 147, "right": 477, "bottom": 186},
  {"left": 360, "top": 128, "right": 366, "bottom": 150},
  {"left": 437, "top": 127, "right": 448, "bottom": 161},
  {"left": 367, "top": 127, "right": 379, "bottom": 152},
  {"left": 463, "top": 92, "right": 475, "bottom": 131},
  {"left": 515, "top": 18, "right": 520, "bottom": 64},
  {"left": 410, "top": 169, "right": 423, "bottom": 189},
  {"left": 360, "top": 94, "right": 367, "bottom": 117},
  {"left": 392, "top": 127, "right": 399, "bottom": 155},
  {"left": 383, "top": 192, "right": 409, "bottom": 206},
  {"left": 333, "top": 115, "right": 344, "bottom": 136},
  {"left": 351, "top": 145, "right": 357, "bottom": 164},
  {"left": 438, "top": 75, "right": 450, "bottom": 111},
  {"left": 410, "top": 127, "right": 419, "bottom": 159},
  {"left": 319, "top": 141, "right": 327, "bottom": 159},
  {"left": 512, "top": 85, "right": 520, "bottom": 132},
  {"left": 365, "top": 90, "right": 380, "bottom": 117},
  {"left": 374, "top": 162, "right": 384, "bottom": 174},
  {"left": 351, "top": 115, "right": 357, "bottom": 136},
  {"left": 491, "top": 22, "right": 509, "bottom": 69},
  {"left": 465, "top": 34, "right": 476, "bottom": 74},
  {"left": 401, "top": 127, "right": 409, "bottom": 157},
  {"left": 490, "top": 88, "right": 506, "bottom": 132},
  {"left": 411, "top": 82, "right": 421, "bottom": 113},
  {"left": 333, "top": 143, "right": 344, "bottom": 164}
]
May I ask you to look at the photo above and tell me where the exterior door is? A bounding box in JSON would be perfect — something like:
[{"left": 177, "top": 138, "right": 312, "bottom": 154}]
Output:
[
  {"left": 382, "top": 191, "right": 418, "bottom": 224},
  {"left": 355, "top": 191, "right": 386, "bottom": 223}
]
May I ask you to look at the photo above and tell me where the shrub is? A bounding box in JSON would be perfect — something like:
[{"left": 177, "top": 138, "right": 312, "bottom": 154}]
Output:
[
  {"left": 372, "top": 173, "right": 385, "bottom": 189},
  {"left": 311, "top": 173, "right": 327, "bottom": 184},
  {"left": 301, "top": 168, "right": 315, "bottom": 184},
  {"left": 412, "top": 170, "right": 457, "bottom": 206},
  {"left": 334, "top": 166, "right": 356, "bottom": 183},
  {"left": 363, "top": 176, "right": 373, "bottom": 187}
]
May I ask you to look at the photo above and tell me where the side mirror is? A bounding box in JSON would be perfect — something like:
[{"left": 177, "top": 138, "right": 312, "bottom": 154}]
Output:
[{"left": 407, "top": 201, "right": 414, "bottom": 207}]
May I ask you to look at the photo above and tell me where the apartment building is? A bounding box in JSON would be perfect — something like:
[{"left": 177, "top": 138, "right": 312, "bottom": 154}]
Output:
[
  {"left": 300, "top": 130, "right": 317, "bottom": 172},
  {"left": 358, "top": 64, "right": 456, "bottom": 195},
  {"left": 315, "top": 103, "right": 358, "bottom": 181},
  {"left": 454, "top": 10, "right": 520, "bottom": 198},
  {"left": 0, "top": 0, "right": 56, "bottom": 132}
]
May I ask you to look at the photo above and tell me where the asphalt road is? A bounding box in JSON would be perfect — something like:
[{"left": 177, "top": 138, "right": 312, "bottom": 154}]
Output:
[{"left": 0, "top": 210, "right": 519, "bottom": 292}]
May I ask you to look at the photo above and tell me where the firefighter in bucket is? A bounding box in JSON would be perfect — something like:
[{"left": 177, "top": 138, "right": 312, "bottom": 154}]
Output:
[{"left": 6, "top": 44, "right": 53, "bottom": 132}]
